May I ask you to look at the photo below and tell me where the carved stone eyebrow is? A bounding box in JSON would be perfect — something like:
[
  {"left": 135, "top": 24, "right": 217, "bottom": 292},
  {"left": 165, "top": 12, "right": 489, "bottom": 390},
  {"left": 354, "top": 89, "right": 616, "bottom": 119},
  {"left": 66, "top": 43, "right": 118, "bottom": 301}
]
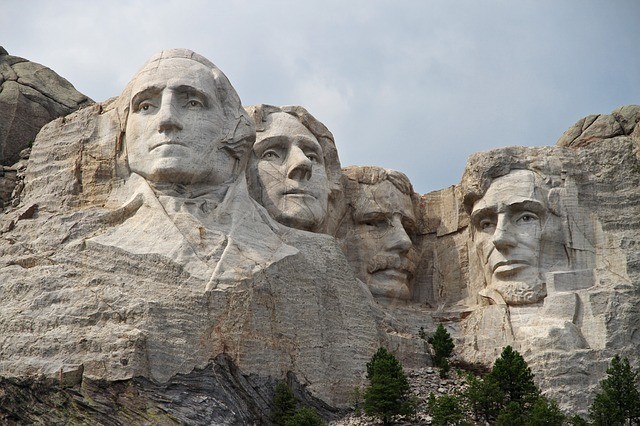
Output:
[
  {"left": 354, "top": 210, "right": 388, "bottom": 224},
  {"left": 172, "top": 84, "right": 210, "bottom": 107},
  {"left": 470, "top": 206, "right": 497, "bottom": 223},
  {"left": 505, "top": 199, "right": 546, "bottom": 215},
  {"left": 253, "top": 136, "right": 287, "bottom": 155},
  {"left": 130, "top": 85, "right": 163, "bottom": 109}
]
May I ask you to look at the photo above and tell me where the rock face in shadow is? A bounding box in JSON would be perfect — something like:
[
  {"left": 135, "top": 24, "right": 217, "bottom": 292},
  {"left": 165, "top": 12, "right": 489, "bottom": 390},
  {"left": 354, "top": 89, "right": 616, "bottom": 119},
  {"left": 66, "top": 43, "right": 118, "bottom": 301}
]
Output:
[
  {"left": 0, "top": 47, "right": 92, "bottom": 166},
  {"left": 0, "top": 354, "right": 341, "bottom": 425}
]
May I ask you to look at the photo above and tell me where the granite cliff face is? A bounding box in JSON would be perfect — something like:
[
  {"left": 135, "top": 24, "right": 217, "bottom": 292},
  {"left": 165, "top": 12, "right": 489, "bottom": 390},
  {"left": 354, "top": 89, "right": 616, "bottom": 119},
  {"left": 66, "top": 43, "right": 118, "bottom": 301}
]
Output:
[
  {"left": 0, "top": 49, "right": 638, "bottom": 423},
  {"left": 0, "top": 47, "right": 92, "bottom": 166}
]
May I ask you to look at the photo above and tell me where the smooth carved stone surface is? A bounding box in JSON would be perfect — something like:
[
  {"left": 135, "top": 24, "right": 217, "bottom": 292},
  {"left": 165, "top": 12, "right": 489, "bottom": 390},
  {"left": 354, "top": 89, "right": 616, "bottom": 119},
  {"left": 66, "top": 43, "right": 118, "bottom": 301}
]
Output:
[
  {"left": 0, "top": 47, "right": 92, "bottom": 165},
  {"left": 246, "top": 104, "right": 343, "bottom": 234},
  {"left": 336, "top": 166, "right": 419, "bottom": 301}
]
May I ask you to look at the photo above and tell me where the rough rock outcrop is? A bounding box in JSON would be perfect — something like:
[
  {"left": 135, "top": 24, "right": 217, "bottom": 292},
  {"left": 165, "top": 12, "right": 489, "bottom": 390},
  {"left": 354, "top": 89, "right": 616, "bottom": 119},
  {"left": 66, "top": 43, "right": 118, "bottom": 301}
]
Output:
[
  {"left": 0, "top": 47, "right": 92, "bottom": 165},
  {"left": 409, "top": 108, "right": 640, "bottom": 414}
]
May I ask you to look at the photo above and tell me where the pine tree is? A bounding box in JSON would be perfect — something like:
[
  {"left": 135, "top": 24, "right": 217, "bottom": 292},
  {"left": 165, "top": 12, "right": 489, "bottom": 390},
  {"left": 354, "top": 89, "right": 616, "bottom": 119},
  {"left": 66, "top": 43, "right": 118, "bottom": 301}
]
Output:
[
  {"left": 589, "top": 355, "right": 640, "bottom": 425},
  {"left": 427, "top": 393, "right": 469, "bottom": 426},
  {"left": 364, "top": 347, "right": 415, "bottom": 425},
  {"left": 525, "top": 398, "right": 565, "bottom": 426},
  {"left": 488, "top": 346, "right": 540, "bottom": 407},
  {"left": 284, "top": 407, "right": 325, "bottom": 426},
  {"left": 464, "top": 373, "right": 504, "bottom": 422},
  {"left": 428, "top": 324, "right": 455, "bottom": 377},
  {"left": 272, "top": 382, "right": 297, "bottom": 426}
]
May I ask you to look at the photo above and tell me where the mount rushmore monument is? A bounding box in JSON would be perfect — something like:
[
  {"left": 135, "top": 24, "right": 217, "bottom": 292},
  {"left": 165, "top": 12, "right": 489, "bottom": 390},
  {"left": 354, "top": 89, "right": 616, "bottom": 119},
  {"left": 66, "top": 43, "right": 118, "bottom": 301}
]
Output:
[{"left": 0, "top": 48, "right": 639, "bottom": 423}]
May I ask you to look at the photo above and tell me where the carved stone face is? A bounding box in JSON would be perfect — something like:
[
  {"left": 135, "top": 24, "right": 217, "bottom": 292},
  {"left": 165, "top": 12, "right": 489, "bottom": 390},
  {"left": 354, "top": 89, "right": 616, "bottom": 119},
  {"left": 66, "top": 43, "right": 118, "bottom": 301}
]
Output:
[
  {"left": 341, "top": 180, "right": 416, "bottom": 299},
  {"left": 470, "top": 170, "right": 550, "bottom": 305},
  {"left": 251, "top": 112, "right": 330, "bottom": 231},
  {"left": 125, "top": 57, "right": 236, "bottom": 186}
]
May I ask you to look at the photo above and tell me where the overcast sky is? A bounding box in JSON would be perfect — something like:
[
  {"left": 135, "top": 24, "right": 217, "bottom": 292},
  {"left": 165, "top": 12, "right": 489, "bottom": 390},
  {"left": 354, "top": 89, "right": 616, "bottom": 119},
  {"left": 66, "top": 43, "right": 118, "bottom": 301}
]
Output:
[{"left": 3, "top": 0, "right": 639, "bottom": 193}]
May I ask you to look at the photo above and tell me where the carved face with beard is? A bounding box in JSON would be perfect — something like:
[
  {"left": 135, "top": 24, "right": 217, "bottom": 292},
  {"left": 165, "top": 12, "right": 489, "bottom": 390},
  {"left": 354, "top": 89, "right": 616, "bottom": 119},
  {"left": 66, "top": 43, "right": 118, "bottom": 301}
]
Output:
[
  {"left": 340, "top": 179, "right": 417, "bottom": 300},
  {"left": 470, "top": 170, "right": 566, "bottom": 305}
]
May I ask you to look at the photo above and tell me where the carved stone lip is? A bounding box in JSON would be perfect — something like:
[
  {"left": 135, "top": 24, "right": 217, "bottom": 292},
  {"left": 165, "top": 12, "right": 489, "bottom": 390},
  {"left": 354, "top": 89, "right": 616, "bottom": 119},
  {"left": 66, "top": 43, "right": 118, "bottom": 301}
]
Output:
[
  {"left": 492, "top": 260, "right": 529, "bottom": 274},
  {"left": 282, "top": 188, "right": 314, "bottom": 197},
  {"left": 371, "top": 266, "right": 412, "bottom": 276},
  {"left": 150, "top": 140, "right": 186, "bottom": 150}
]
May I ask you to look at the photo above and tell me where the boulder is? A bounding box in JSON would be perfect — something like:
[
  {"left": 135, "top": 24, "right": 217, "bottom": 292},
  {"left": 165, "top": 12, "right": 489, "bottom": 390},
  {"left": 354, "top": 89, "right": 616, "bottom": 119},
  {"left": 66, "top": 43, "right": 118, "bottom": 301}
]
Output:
[{"left": 0, "top": 46, "right": 92, "bottom": 165}]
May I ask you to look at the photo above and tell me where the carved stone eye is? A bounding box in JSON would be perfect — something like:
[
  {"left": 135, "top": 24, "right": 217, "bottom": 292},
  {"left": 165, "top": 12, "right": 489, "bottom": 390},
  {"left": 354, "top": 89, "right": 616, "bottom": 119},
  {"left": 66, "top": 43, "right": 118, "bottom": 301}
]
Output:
[{"left": 262, "top": 150, "right": 279, "bottom": 159}]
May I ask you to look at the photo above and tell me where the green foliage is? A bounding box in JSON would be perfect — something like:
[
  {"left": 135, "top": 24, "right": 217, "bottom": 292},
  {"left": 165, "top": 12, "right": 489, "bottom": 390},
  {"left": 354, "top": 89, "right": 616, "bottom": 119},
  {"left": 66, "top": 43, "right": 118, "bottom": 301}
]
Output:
[
  {"left": 272, "top": 382, "right": 297, "bottom": 426},
  {"left": 427, "top": 393, "right": 469, "bottom": 426},
  {"left": 364, "top": 347, "right": 415, "bottom": 425},
  {"left": 464, "top": 346, "right": 543, "bottom": 422},
  {"left": 284, "top": 407, "right": 325, "bottom": 426},
  {"left": 272, "top": 382, "right": 326, "bottom": 426},
  {"left": 570, "top": 414, "right": 589, "bottom": 426},
  {"left": 589, "top": 355, "right": 640, "bottom": 426},
  {"left": 427, "top": 324, "right": 455, "bottom": 377},
  {"left": 464, "top": 373, "right": 504, "bottom": 422},
  {"left": 350, "top": 386, "right": 363, "bottom": 416},
  {"left": 496, "top": 401, "right": 527, "bottom": 425},
  {"left": 489, "top": 346, "right": 540, "bottom": 407},
  {"left": 525, "top": 398, "right": 565, "bottom": 426}
]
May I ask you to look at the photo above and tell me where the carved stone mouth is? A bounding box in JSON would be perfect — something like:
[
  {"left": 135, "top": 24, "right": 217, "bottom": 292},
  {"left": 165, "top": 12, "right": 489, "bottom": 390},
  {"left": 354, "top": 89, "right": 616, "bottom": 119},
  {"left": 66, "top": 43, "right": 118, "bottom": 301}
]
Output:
[
  {"left": 283, "top": 188, "right": 313, "bottom": 196},
  {"left": 150, "top": 140, "right": 185, "bottom": 150},
  {"left": 492, "top": 260, "right": 529, "bottom": 273},
  {"left": 372, "top": 268, "right": 410, "bottom": 278}
]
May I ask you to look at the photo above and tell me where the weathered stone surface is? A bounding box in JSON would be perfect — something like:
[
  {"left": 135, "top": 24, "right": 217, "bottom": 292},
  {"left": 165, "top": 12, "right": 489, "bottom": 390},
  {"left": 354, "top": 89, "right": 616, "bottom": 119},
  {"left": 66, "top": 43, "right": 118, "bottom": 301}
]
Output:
[
  {"left": 0, "top": 46, "right": 639, "bottom": 421},
  {"left": 451, "top": 140, "right": 640, "bottom": 414},
  {"left": 0, "top": 50, "right": 382, "bottom": 423},
  {"left": 0, "top": 47, "right": 92, "bottom": 165},
  {"left": 336, "top": 166, "right": 419, "bottom": 301},
  {"left": 0, "top": 355, "right": 341, "bottom": 425},
  {"left": 556, "top": 105, "right": 640, "bottom": 148}
]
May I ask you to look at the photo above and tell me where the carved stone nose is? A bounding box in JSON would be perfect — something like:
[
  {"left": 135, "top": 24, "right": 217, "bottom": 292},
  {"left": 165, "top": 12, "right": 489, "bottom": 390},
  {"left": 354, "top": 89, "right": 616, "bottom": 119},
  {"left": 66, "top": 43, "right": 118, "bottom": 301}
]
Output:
[
  {"left": 157, "top": 99, "right": 183, "bottom": 132},
  {"left": 287, "top": 147, "right": 312, "bottom": 181},
  {"left": 386, "top": 215, "right": 412, "bottom": 253},
  {"left": 492, "top": 215, "right": 517, "bottom": 250}
]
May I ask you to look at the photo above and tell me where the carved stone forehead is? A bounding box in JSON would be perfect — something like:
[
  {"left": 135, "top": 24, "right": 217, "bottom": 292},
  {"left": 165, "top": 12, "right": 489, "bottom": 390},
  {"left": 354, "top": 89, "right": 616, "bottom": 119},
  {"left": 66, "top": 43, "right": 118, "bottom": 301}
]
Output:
[
  {"left": 257, "top": 112, "right": 318, "bottom": 142},
  {"left": 352, "top": 180, "right": 415, "bottom": 220},
  {"left": 129, "top": 57, "right": 217, "bottom": 95},
  {"left": 472, "top": 169, "right": 547, "bottom": 213}
]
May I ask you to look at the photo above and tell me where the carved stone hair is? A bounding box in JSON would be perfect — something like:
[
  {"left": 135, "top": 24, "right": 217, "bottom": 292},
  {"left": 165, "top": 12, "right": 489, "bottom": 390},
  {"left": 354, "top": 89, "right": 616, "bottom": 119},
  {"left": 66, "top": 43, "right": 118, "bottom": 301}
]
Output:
[
  {"left": 460, "top": 147, "right": 568, "bottom": 216},
  {"left": 342, "top": 165, "right": 414, "bottom": 196},
  {"left": 115, "top": 48, "right": 255, "bottom": 170}
]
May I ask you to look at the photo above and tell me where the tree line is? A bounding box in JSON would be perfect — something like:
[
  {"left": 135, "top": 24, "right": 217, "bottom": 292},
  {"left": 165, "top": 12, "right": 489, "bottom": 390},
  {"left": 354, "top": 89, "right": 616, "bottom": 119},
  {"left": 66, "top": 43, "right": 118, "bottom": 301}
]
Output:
[{"left": 269, "top": 324, "right": 640, "bottom": 425}]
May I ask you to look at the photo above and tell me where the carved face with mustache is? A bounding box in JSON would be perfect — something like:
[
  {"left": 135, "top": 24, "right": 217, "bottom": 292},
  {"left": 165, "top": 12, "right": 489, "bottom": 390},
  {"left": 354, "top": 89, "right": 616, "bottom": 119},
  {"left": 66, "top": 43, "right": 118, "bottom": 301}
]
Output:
[{"left": 341, "top": 179, "right": 417, "bottom": 300}]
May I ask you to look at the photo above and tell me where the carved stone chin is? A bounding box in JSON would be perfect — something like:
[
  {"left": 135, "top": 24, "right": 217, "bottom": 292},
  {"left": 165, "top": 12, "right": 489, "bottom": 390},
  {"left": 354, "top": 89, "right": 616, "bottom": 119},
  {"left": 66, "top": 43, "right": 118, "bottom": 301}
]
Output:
[{"left": 490, "top": 278, "right": 546, "bottom": 306}]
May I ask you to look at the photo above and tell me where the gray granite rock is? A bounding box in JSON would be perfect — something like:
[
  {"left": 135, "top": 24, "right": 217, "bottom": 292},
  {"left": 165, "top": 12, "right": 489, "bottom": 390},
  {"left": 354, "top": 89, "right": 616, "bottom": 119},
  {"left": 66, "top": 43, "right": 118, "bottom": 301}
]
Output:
[{"left": 0, "top": 47, "right": 92, "bottom": 165}]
